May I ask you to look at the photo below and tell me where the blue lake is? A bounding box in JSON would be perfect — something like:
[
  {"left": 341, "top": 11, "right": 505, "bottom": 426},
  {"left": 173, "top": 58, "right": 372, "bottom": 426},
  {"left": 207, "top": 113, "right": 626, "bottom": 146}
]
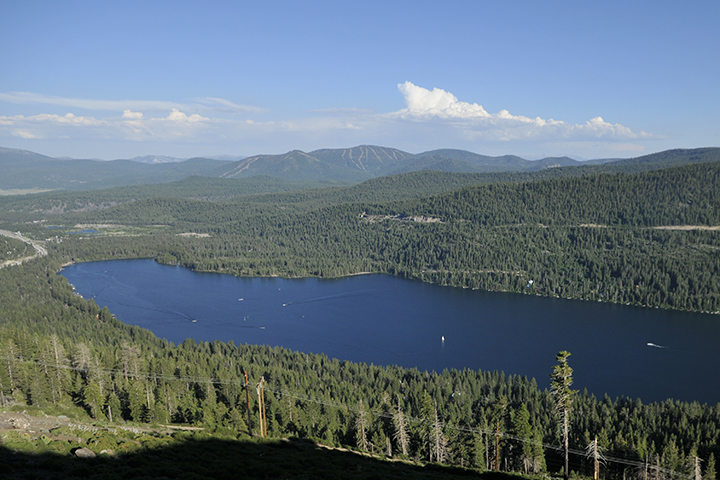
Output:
[{"left": 62, "top": 259, "right": 720, "bottom": 405}]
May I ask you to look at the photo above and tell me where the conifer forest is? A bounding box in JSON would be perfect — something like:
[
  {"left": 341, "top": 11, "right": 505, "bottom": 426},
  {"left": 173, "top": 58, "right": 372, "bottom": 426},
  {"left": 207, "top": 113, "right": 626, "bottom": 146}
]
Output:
[{"left": 1, "top": 158, "right": 719, "bottom": 479}]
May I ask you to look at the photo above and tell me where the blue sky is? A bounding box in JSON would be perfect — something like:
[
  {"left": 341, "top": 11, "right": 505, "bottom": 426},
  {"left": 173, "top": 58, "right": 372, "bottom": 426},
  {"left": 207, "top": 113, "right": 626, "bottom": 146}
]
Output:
[{"left": 1, "top": 1, "right": 718, "bottom": 160}]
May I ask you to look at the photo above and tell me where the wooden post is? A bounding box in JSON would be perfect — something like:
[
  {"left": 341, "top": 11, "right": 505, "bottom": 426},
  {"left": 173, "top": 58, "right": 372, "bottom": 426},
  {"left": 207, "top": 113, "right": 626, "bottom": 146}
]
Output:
[
  {"left": 495, "top": 421, "right": 500, "bottom": 471},
  {"left": 260, "top": 376, "right": 267, "bottom": 437}
]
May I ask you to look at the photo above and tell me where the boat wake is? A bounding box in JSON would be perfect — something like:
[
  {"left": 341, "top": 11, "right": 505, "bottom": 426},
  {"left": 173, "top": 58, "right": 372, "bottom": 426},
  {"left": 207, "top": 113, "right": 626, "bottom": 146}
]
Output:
[
  {"left": 116, "top": 300, "right": 197, "bottom": 323},
  {"left": 647, "top": 342, "right": 668, "bottom": 348},
  {"left": 283, "top": 290, "right": 369, "bottom": 307}
]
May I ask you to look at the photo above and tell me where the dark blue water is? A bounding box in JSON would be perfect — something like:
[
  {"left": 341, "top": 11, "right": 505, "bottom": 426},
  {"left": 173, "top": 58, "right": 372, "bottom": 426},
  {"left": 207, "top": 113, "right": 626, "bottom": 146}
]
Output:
[{"left": 62, "top": 259, "right": 720, "bottom": 405}]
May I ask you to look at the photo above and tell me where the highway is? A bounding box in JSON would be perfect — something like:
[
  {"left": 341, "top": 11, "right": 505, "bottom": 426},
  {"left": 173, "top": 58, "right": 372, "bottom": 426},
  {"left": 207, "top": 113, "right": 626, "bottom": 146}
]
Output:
[{"left": 0, "top": 229, "right": 48, "bottom": 268}]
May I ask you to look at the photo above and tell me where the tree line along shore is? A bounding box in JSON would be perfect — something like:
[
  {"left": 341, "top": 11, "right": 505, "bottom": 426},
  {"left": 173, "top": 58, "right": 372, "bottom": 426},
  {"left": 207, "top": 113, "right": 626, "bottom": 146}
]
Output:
[{"left": 0, "top": 158, "right": 718, "bottom": 479}]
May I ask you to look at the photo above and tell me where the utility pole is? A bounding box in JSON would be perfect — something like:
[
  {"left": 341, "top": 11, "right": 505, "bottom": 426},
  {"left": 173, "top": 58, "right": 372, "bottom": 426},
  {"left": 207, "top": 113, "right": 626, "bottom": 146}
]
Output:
[{"left": 244, "top": 370, "right": 252, "bottom": 436}]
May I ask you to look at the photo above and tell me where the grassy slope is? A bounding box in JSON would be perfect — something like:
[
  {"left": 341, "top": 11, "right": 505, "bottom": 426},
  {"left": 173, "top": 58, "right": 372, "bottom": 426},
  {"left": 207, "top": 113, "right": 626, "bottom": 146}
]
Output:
[{"left": 0, "top": 411, "right": 507, "bottom": 480}]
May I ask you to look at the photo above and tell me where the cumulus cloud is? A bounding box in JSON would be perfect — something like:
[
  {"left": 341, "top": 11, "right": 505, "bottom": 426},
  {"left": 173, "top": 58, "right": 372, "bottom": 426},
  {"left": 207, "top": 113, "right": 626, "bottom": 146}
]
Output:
[
  {"left": 116, "top": 109, "right": 217, "bottom": 141},
  {"left": 35, "top": 113, "right": 104, "bottom": 126},
  {"left": 0, "top": 108, "right": 213, "bottom": 143},
  {"left": 397, "top": 81, "right": 490, "bottom": 118},
  {"left": 0, "top": 85, "right": 657, "bottom": 157},
  {"left": 392, "top": 81, "right": 652, "bottom": 141},
  {"left": 166, "top": 109, "right": 208, "bottom": 123},
  {"left": 0, "top": 113, "right": 104, "bottom": 143},
  {"left": 122, "top": 110, "right": 143, "bottom": 119}
]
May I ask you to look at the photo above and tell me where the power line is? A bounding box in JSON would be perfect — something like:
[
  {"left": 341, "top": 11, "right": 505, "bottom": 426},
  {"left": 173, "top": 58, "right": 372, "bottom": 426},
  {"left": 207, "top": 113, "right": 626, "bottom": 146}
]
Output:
[{"left": 0, "top": 355, "right": 697, "bottom": 479}]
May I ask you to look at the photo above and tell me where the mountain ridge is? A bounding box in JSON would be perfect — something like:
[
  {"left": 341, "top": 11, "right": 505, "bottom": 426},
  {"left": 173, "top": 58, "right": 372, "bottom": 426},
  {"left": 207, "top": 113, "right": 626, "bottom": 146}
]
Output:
[{"left": 2, "top": 144, "right": 719, "bottom": 191}]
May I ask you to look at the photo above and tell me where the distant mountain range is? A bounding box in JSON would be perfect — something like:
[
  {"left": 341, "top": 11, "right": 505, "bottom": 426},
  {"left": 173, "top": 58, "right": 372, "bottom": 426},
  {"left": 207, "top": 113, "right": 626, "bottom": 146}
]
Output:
[
  {"left": 215, "top": 145, "right": 616, "bottom": 181},
  {"left": 124, "top": 154, "right": 249, "bottom": 164},
  {"left": 0, "top": 147, "right": 228, "bottom": 190},
  {"left": 1, "top": 145, "right": 719, "bottom": 191}
]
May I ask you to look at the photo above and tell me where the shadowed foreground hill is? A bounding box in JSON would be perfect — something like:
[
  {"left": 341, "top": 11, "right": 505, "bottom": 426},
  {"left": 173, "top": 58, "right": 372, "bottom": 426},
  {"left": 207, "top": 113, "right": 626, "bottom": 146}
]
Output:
[{"left": 0, "top": 435, "right": 511, "bottom": 480}]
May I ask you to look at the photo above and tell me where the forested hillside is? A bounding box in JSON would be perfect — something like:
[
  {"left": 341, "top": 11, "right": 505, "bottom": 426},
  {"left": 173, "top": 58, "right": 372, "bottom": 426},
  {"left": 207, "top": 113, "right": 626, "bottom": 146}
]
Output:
[
  {"left": 14, "top": 161, "right": 718, "bottom": 313},
  {"left": 1, "top": 257, "right": 718, "bottom": 479},
  {"left": 1, "top": 158, "right": 719, "bottom": 478}
]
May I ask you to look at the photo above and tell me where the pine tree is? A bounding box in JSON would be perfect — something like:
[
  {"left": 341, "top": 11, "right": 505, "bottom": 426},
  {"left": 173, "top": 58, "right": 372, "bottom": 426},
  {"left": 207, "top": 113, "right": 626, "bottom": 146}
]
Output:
[
  {"left": 511, "top": 403, "right": 534, "bottom": 473},
  {"left": 531, "top": 429, "right": 546, "bottom": 473},
  {"left": 470, "top": 431, "right": 486, "bottom": 470},
  {"left": 551, "top": 350, "right": 576, "bottom": 480},
  {"left": 83, "top": 381, "right": 103, "bottom": 419},
  {"left": 705, "top": 453, "right": 716, "bottom": 480},
  {"left": 106, "top": 390, "right": 121, "bottom": 422},
  {"left": 493, "top": 395, "right": 508, "bottom": 471},
  {"left": 420, "top": 391, "right": 436, "bottom": 461}
]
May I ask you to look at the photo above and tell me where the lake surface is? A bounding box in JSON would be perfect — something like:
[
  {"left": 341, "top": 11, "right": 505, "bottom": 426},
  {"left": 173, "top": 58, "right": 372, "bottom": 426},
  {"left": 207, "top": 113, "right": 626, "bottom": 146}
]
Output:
[{"left": 62, "top": 259, "right": 720, "bottom": 405}]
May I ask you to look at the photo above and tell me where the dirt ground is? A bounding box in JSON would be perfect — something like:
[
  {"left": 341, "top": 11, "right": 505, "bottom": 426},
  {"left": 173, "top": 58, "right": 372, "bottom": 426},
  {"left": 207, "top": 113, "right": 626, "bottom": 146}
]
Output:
[{"left": 0, "top": 411, "right": 73, "bottom": 438}]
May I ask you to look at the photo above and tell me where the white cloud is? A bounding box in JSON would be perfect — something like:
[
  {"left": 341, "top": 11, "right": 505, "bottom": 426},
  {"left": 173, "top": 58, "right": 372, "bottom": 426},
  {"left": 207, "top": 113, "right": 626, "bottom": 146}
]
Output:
[
  {"left": 0, "top": 92, "right": 182, "bottom": 112},
  {"left": 0, "top": 113, "right": 104, "bottom": 127},
  {"left": 12, "top": 129, "right": 38, "bottom": 139},
  {"left": 35, "top": 113, "right": 104, "bottom": 126},
  {"left": 120, "top": 109, "right": 211, "bottom": 139},
  {"left": 122, "top": 110, "right": 143, "bottom": 119},
  {"left": 0, "top": 85, "right": 658, "bottom": 158},
  {"left": 0, "top": 108, "right": 213, "bottom": 143},
  {"left": 392, "top": 82, "right": 653, "bottom": 142},
  {"left": 194, "top": 97, "right": 267, "bottom": 114},
  {"left": 396, "top": 81, "right": 489, "bottom": 119},
  {"left": 166, "top": 109, "right": 208, "bottom": 123},
  {"left": 0, "top": 91, "right": 264, "bottom": 115},
  {"left": 579, "top": 117, "right": 639, "bottom": 138}
]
